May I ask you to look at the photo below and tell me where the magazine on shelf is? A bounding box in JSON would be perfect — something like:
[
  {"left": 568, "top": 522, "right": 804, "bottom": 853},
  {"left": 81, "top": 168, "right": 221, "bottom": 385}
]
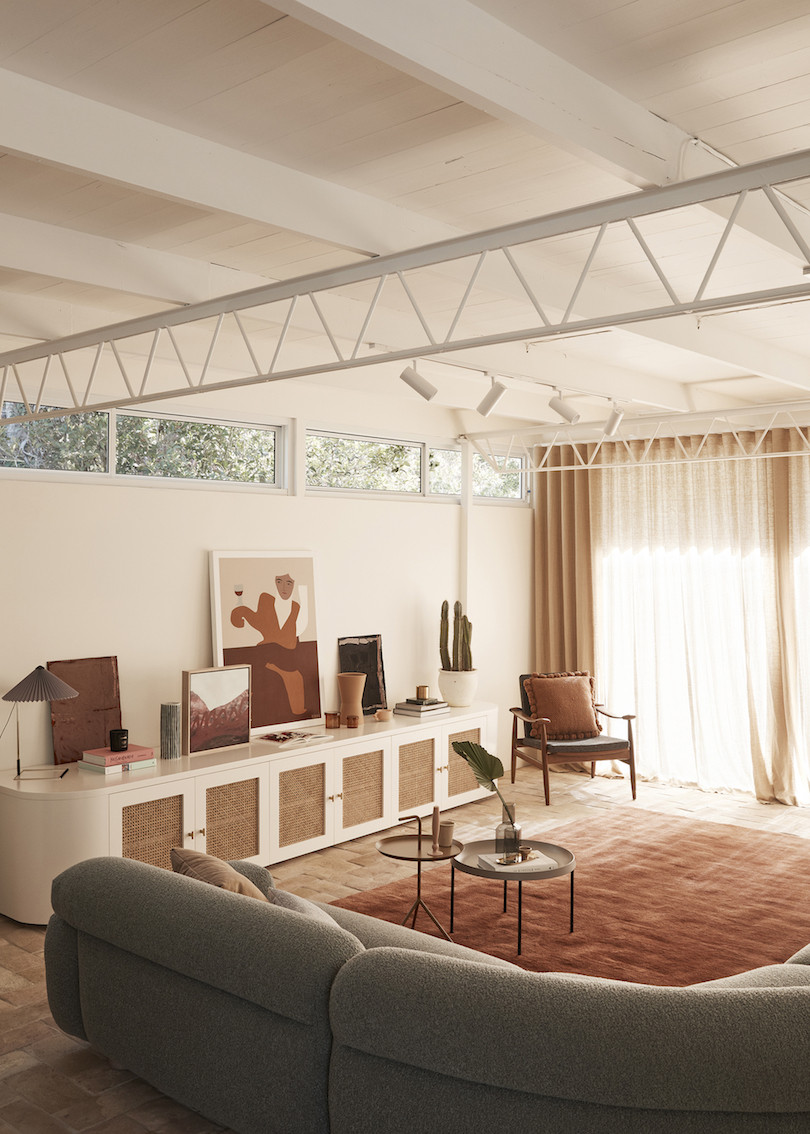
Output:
[
  {"left": 259, "top": 730, "right": 328, "bottom": 746},
  {"left": 477, "top": 850, "right": 559, "bottom": 872}
]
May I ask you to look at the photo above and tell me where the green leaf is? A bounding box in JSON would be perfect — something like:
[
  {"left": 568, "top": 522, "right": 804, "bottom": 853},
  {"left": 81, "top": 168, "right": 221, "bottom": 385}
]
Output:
[{"left": 452, "top": 740, "right": 504, "bottom": 792}]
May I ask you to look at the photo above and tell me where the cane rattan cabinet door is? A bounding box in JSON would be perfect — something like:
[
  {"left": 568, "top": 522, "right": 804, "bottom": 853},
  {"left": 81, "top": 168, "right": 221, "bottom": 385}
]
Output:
[
  {"left": 110, "top": 781, "right": 196, "bottom": 871},
  {"left": 442, "top": 716, "right": 491, "bottom": 808},
  {"left": 269, "top": 749, "right": 333, "bottom": 861},
  {"left": 195, "top": 765, "right": 270, "bottom": 864},
  {"left": 395, "top": 730, "right": 439, "bottom": 817},
  {"left": 336, "top": 737, "right": 393, "bottom": 839}
]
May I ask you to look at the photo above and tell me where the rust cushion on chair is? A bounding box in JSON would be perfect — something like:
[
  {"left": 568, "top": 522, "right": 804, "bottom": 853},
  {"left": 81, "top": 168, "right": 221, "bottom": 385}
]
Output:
[{"left": 523, "top": 672, "right": 602, "bottom": 740}]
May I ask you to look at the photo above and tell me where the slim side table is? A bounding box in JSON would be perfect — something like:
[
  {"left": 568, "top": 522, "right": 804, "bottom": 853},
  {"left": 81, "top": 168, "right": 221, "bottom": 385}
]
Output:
[
  {"left": 451, "top": 838, "right": 575, "bottom": 955},
  {"left": 376, "top": 818, "right": 463, "bottom": 940}
]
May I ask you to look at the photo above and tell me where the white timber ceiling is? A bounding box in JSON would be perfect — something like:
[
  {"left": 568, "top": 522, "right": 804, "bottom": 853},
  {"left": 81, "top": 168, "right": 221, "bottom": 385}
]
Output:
[{"left": 2, "top": 0, "right": 810, "bottom": 442}]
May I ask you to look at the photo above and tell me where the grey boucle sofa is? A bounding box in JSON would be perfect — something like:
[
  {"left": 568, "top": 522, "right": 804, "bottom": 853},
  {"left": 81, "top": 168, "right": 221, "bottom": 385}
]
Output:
[{"left": 45, "top": 856, "right": 810, "bottom": 1134}]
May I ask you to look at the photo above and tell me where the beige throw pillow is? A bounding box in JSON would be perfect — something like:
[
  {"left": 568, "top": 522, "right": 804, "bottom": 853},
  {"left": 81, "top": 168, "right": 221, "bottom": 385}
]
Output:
[
  {"left": 523, "top": 672, "right": 601, "bottom": 740},
  {"left": 169, "top": 847, "right": 269, "bottom": 902}
]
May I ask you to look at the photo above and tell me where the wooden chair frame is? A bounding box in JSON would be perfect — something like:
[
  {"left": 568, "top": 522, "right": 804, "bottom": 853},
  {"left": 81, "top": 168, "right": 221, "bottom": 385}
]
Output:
[{"left": 510, "top": 704, "right": 636, "bottom": 806}]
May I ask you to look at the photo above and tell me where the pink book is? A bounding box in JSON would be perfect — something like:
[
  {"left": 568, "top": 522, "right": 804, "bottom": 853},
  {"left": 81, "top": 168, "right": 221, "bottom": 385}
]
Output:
[{"left": 81, "top": 744, "right": 155, "bottom": 766}]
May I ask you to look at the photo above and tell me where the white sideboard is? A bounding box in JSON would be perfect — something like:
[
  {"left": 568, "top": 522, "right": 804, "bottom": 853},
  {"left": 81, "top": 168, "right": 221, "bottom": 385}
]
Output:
[{"left": 0, "top": 704, "right": 497, "bottom": 924}]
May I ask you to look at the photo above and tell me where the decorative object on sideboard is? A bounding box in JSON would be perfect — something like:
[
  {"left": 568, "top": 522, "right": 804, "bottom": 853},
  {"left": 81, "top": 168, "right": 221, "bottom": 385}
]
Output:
[
  {"left": 160, "top": 702, "right": 182, "bottom": 760},
  {"left": 337, "top": 672, "right": 366, "bottom": 727},
  {"left": 109, "top": 729, "right": 128, "bottom": 752},
  {"left": 452, "top": 739, "right": 517, "bottom": 852},
  {"left": 2, "top": 665, "right": 79, "bottom": 779},
  {"left": 210, "top": 549, "right": 322, "bottom": 731},
  {"left": 182, "top": 665, "right": 251, "bottom": 755},
  {"left": 337, "top": 634, "right": 386, "bottom": 714},
  {"left": 438, "top": 599, "right": 478, "bottom": 706},
  {"left": 324, "top": 711, "right": 340, "bottom": 729},
  {"left": 373, "top": 708, "right": 392, "bottom": 721},
  {"left": 47, "top": 656, "right": 122, "bottom": 764}
]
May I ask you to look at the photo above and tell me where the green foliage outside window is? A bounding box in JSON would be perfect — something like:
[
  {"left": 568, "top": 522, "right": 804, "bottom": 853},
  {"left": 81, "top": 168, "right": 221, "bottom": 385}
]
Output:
[
  {"left": 0, "top": 402, "right": 108, "bottom": 471},
  {"left": 428, "top": 448, "right": 523, "bottom": 498},
  {"left": 306, "top": 433, "right": 421, "bottom": 492},
  {"left": 428, "top": 448, "right": 462, "bottom": 494},
  {"left": 116, "top": 415, "right": 276, "bottom": 483},
  {"left": 473, "top": 454, "right": 523, "bottom": 498}
]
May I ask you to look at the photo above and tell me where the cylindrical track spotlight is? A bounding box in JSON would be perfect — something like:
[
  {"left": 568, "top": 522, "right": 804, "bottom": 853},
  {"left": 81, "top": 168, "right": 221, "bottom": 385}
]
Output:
[
  {"left": 548, "top": 391, "right": 581, "bottom": 424},
  {"left": 400, "top": 365, "right": 437, "bottom": 402},
  {"left": 476, "top": 378, "right": 507, "bottom": 417},
  {"left": 604, "top": 403, "right": 624, "bottom": 437}
]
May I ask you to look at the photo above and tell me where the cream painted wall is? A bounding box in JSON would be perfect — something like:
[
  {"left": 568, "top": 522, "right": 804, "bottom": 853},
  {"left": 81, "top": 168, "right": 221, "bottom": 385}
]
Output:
[{"left": 0, "top": 471, "right": 533, "bottom": 772}]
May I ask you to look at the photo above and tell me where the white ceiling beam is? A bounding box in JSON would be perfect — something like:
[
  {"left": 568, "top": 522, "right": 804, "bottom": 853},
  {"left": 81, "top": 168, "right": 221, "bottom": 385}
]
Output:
[
  {"left": 632, "top": 318, "right": 810, "bottom": 396},
  {"left": 0, "top": 211, "right": 260, "bottom": 305},
  {"left": 272, "top": 0, "right": 685, "bottom": 187},
  {"left": 0, "top": 68, "right": 456, "bottom": 257},
  {"left": 276, "top": 0, "right": 810, "bottom": 259}
]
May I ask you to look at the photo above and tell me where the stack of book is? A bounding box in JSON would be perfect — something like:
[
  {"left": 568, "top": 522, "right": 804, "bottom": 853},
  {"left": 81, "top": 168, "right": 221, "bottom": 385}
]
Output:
[
  {"left": 393, "top": 697, "right": 450, "bottom": 718},
  {"left": 77, "top": 744, "right": 156, "bottom": 774}
]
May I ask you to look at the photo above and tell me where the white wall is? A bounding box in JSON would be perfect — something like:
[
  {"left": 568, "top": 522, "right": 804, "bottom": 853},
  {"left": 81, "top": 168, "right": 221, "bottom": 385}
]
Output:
[{"left": 0, "top": 468, "right": 533, "bottom": 770}]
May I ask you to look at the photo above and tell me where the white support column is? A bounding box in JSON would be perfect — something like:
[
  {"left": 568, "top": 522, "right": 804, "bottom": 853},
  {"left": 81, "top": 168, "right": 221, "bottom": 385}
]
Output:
[
  {"left": 459, "top": 439, "right": 473, "bottom": 610},
  {"left": 290, "top": 418, "right": 307, "bottom": 497}
]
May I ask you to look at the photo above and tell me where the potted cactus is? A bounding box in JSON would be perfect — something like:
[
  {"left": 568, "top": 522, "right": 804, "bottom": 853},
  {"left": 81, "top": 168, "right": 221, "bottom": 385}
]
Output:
[{"left": 437, "top": 599, "right": 478, "bottom": 706}]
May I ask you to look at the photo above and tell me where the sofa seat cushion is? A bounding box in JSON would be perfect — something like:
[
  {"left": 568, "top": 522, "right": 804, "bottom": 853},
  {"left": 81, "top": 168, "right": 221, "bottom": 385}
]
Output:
[
  {"left": 323, "top": 902, "right": 519, "bottom": 969},
  {"left": 518, "top": 734, "right": 630, "bottom": 756}
]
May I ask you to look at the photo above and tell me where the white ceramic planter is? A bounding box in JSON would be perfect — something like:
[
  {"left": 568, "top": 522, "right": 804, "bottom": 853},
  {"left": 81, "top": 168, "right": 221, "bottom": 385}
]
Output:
[{"left": 437, "top": 669, "right": 478, "bottom": 707}]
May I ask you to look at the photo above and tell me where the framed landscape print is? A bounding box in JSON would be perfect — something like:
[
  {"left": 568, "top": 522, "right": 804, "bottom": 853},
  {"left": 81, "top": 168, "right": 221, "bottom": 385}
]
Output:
[
  {"left": 210, "top": 550, "right": 322, "bottom": 731},
  {"left": 182, "top": 664, "right": 251, "bottom": 755}
]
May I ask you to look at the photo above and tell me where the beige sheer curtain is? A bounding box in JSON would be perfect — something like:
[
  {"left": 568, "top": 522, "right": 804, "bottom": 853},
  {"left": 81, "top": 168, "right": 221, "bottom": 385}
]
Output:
[
  {"left": 587, "top": 431, "right": 810, "bottom": 804},
  {"left": 533, "top": 445, "right": 595, "bottom": 673}
]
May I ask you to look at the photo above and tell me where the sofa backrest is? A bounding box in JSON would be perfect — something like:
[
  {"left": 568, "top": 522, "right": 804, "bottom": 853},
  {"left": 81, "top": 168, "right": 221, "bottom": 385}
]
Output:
[
  {"left": 47, "top": 856, "right": 365, "bottom": 1134},
  {"left": 329, "top": 946, "right": 810, "bottom": 1132}
]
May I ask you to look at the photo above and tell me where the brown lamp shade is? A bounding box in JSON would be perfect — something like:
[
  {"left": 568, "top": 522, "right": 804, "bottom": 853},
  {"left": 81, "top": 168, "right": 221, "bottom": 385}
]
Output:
[{"left": 2, "top": 665, "right": 79, "bottom": 703}]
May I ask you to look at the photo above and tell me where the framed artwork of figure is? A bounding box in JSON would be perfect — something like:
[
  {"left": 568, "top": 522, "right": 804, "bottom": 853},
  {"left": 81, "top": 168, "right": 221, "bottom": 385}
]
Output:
[{"left": 210, "top": 550, "right": 322, "bottom": 731}]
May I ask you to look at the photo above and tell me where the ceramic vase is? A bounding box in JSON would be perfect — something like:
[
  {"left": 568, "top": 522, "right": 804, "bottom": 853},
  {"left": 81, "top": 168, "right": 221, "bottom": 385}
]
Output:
[
  {"left": 160, "top": 702, "right": 182, "bottom": 759},
  {"left": 337, "top": 672, "right": 366, "bottom": 726},
  {"left": 437, "top": 669, "right": 478, "bottom": 707}
]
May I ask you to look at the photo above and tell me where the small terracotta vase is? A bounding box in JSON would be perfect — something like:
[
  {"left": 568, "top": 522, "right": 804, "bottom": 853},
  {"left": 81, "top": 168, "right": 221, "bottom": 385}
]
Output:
[{"left": 337, "top": 672, "right": 366, "bottom": 726}]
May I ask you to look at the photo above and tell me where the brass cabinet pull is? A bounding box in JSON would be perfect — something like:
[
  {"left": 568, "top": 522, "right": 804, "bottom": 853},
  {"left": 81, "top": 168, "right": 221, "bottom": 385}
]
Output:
[
  {"left": 185, "top": 832, "right": 194, "bottom": 840},
  {"left": 328, "top": 795, "right": 335, "bottom": 802},
  {"left": 198, "top": 827, "right": 206, "bottom": 836},
  {"left": 336, "top": 792, "right": 343, "bottom": 799}
]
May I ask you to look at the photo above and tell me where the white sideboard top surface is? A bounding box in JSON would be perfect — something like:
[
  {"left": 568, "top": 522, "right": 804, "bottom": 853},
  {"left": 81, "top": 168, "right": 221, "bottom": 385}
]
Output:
[{"left": 0, "top": 703, "right": 497, "bottom": 800}]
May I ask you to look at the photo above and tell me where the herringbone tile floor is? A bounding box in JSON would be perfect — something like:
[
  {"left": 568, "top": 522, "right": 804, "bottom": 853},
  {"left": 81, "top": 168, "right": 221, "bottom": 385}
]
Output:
[{"left": 1, "top": 767, "right": 809, "bottom": 1133}]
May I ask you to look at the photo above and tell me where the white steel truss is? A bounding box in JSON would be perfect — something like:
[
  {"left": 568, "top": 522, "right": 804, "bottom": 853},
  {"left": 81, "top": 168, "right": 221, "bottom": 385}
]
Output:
[
  {"left": 3, "top": 150, "right": 810, "bottom": 424},
  {"left": 463, "top": 401, "right": 810, "bottom": 474}
]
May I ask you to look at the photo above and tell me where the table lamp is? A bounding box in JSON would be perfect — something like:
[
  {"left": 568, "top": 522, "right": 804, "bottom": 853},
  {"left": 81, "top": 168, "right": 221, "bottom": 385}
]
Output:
[{"left": 2, "top": 665, "right": 79, "bottom": 779}]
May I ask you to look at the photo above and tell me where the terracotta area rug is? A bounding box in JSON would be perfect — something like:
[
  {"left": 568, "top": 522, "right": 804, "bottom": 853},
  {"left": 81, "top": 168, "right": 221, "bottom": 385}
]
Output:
[{"left": 332, "top": 810, "right": 810, "bottom": 985}]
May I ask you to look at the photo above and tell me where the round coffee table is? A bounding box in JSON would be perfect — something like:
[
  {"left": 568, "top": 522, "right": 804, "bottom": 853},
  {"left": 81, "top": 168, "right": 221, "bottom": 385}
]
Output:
[
  {"left": 451, "top": 839, "right": 575, "bottom": 955},
  {"left": 376, "top": 832, "right": 464, "bottom": 940}
]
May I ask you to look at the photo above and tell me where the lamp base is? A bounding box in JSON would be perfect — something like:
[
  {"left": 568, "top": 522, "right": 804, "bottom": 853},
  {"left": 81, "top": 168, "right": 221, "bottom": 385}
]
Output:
[{"left": 16, "top": 765, "right": 68, "bottom": 780}]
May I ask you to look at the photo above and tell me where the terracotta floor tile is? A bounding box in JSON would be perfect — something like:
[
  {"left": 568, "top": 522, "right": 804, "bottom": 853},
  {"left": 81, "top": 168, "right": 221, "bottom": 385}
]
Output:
[{"left": 0, "top": 1098, "right": 66, "bottom": 1134}]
